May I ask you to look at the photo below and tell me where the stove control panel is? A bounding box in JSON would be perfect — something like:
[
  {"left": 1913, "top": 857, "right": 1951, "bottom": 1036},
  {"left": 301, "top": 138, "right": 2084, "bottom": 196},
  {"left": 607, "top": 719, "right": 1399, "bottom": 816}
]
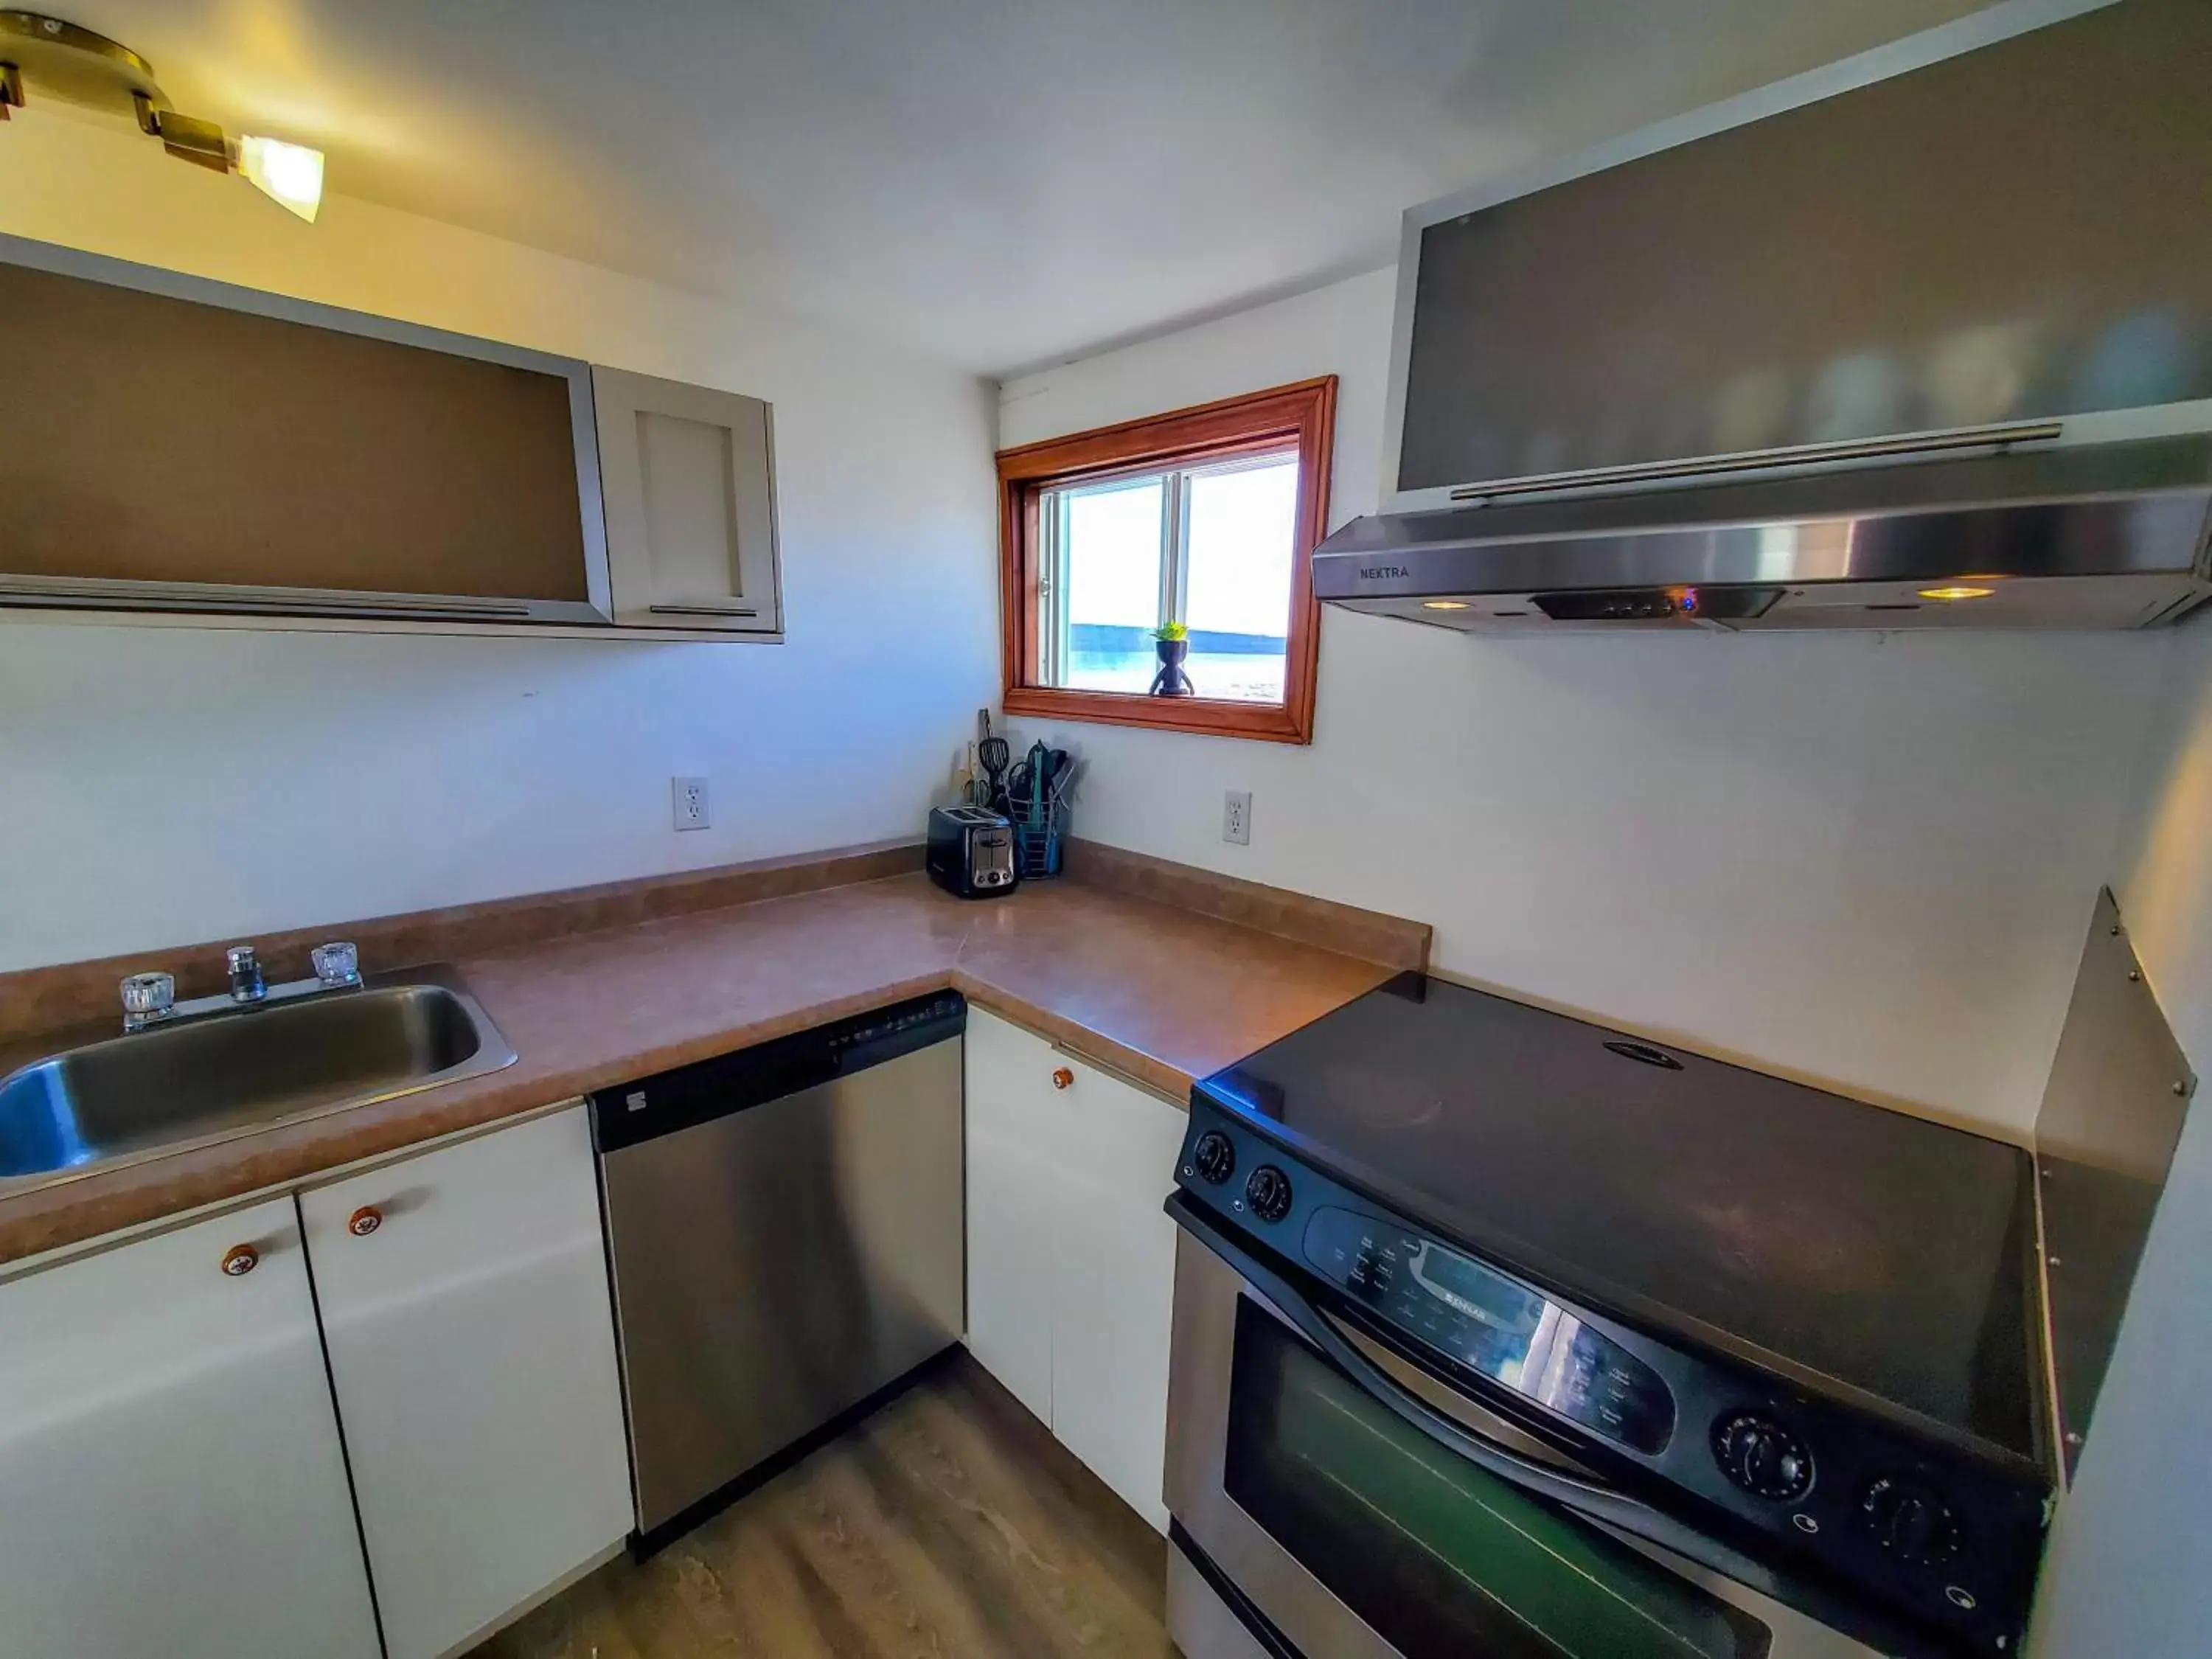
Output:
[{"left": 1302, "top": 1205, "right": 1676, "bottom": 1455}]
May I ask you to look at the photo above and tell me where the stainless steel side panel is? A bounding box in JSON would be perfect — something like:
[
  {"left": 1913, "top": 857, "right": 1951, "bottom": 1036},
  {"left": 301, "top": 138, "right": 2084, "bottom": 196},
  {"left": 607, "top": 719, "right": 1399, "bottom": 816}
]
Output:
[
  {"left": 1164, "top": 1231, "right": 1879, "bottom": 1659},
  {"left": 2035, "top": 887, "right": 2197, "bottom": 1481},
  {"left": 601, "top": 1039, "right": 964, "bottom": 1533}
]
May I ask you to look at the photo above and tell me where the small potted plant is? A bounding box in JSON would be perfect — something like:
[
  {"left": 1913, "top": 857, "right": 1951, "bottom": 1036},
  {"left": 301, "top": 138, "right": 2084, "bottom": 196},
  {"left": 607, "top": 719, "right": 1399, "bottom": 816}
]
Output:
[{"left": 1149, "top": 619, "right": 1195, "bottom": 698}]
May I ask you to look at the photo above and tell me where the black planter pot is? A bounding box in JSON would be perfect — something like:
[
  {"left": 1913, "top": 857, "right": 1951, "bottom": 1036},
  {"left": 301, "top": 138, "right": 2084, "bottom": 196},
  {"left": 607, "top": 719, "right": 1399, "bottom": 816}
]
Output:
[{"left": 1150, "top": 637, "right": 1195, "bottom": 697}]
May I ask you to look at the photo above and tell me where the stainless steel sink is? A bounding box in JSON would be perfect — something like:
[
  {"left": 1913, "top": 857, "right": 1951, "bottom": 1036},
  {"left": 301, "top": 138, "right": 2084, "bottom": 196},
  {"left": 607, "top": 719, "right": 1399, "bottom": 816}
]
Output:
[{"left": 0, "top": 977, "right": 518, "bottom": 1185}]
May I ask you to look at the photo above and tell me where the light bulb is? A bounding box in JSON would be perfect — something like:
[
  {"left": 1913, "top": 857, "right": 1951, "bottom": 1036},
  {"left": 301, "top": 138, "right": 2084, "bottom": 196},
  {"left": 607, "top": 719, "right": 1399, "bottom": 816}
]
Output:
[{"left": 237, "top": 134, "right": 324, "bottom": 222}]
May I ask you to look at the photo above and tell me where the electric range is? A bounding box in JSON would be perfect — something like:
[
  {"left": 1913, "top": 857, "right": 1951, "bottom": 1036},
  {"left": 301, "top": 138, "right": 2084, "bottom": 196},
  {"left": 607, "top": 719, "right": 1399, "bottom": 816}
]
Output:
[{"left": 1164, "top": 973, "right": 2052, "bottom": 1659}]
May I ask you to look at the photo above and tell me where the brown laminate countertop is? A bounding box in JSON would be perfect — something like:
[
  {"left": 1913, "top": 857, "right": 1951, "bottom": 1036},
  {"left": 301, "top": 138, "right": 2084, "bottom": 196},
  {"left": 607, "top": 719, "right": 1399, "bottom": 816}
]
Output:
[{"left": 0, "top": 874, "right": 1395, "bottom": 1267}]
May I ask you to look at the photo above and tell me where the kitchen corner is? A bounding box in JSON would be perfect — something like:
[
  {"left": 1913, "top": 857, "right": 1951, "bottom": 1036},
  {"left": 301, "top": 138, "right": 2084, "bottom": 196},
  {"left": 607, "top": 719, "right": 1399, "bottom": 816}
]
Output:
[
  {"left": 9, "top": 3, "right": 2212, "bottom": 1655},
  {"left": 0, "top": 843, "right": 1419, "bottom": 1267}
]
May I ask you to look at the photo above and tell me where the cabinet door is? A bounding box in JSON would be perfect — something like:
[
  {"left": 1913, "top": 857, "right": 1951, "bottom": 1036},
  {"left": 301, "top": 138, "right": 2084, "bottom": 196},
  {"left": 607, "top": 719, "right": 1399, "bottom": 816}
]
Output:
[
  {"left": 593, "top": 365, "right": 781, "bottom": 633},
  {"left": 1048, "top": 1056, "right": 1188, "bottom": 1534},
  {"left": 0, "top": 1197, "right": 380, "bottom": 1659},
  {"left": 962, "top": 1008, "right": 1063, "bottom": 1425},
  {"left": 302, "top": 1105, "right": 633, "bottom": 1659}
]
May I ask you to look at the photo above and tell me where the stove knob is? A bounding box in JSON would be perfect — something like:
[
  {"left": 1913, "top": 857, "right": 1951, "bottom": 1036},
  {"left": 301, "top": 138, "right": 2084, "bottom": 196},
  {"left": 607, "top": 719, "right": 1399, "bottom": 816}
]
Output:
[
  {"left": 1245, "top": 1164, "right": 1294, "bottom": 1223},
  {"left": 1860, "top": 1477, "right": 1962, "bottom": 1567},
  {"left": 1712, "top": 1414, "right": 1815, "bottom": 1502},
  {"left": 1191, "top": 1130, "right": 1237, "bottom": 1186}
]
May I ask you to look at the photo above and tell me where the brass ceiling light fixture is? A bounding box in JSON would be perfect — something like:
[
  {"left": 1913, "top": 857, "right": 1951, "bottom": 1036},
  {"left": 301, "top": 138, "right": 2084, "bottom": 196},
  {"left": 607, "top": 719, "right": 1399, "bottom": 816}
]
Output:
[{"left": 0, "top": 11, "right": 324, "bottom": 220}]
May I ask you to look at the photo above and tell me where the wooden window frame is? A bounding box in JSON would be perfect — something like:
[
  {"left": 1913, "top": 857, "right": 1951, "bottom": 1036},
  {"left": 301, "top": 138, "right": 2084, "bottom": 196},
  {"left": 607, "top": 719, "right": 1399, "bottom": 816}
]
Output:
[{"left": 996, "top": 376, "right": 1336, "bottom": 744}]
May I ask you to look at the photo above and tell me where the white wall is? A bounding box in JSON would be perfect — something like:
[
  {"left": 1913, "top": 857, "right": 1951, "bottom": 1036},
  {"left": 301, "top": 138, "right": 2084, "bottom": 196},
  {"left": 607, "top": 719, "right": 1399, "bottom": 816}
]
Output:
[
  {"left": 0, "top": 114, "right": 998, "bottom": 971},
  {"left": 2028, "top": 625, "right": 2212, "bottom": 1657},
  {"left": 1000, "top": 268, "right": 2166, "bottom": 1136}
]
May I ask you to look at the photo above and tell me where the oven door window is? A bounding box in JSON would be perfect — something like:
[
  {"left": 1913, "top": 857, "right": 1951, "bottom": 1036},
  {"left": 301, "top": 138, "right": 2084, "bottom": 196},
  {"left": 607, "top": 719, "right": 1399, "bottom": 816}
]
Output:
[{"left": 1224, "top": 1298, "right": 1770, "bottom": 1659}]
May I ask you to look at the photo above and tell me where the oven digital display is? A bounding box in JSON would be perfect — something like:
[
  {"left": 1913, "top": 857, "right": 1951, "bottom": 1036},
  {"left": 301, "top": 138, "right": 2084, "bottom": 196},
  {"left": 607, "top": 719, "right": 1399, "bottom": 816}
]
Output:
[
  {"left": 1412, "top": 1245, "right": 1543, "bottom": 1335},
  {"left": 1302, "top": 1206, "right": 1676, "bottom": 1455}
]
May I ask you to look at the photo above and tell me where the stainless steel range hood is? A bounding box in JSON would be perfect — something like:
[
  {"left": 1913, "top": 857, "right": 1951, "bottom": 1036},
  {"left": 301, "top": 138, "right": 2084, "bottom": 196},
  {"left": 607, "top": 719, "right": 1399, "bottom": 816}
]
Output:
[
  {"left": 1313, "top": 434, "right": 2212, "bottom": 632},
  {"left": 1338, "top": 0, "right": 2212, "bottom": 634}
]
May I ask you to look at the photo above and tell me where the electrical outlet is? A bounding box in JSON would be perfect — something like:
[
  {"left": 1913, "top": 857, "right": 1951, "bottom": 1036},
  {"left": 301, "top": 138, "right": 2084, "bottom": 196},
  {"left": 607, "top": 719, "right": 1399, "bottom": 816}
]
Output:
[
  {"left": 1223, "top": 790, "right": 1252, "bottom": 846},
  {"left": 672, "top": 776, "right": 710, "bottom": 832}
]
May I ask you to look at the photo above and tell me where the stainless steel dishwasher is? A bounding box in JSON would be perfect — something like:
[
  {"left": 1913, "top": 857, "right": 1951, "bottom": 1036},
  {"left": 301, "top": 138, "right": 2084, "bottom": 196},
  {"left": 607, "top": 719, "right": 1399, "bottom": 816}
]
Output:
[{"left": 592, "top": 990, "right": 965, "bottom": 1545}]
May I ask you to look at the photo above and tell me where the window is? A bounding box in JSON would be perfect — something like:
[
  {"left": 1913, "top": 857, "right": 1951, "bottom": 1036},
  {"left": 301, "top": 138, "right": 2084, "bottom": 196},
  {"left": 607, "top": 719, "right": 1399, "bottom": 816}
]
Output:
[{"left": 997, "top": 378, "right": 1335, "bottom": 742}]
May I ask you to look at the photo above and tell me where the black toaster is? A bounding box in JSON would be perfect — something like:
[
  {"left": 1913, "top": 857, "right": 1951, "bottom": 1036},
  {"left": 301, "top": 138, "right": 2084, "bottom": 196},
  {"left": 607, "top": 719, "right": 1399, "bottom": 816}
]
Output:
[{"left": 927, "top": 806, "right": 1019, "bottom": 898}]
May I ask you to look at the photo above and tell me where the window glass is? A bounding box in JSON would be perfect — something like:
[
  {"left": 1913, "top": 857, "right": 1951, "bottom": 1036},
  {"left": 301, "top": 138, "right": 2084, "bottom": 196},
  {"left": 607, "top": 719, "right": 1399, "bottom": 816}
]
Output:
[
  {"left": 1061, "top": 476, "right": 1164, "bottom": 693},
  {"left": 1040, "top": 451, "right": 1298, "bottom": 704},
  {"left": 1183, "top": 456, "right": 1297, "bottom": 703}
]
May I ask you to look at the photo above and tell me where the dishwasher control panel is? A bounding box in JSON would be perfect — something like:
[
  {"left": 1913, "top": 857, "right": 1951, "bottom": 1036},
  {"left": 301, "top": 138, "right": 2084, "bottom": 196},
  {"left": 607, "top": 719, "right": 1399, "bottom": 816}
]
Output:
[
  {"left": 829, "top": 993, "right": 967, "bottom": 1055},
  {"left": 592, "top": 990, "right": 966, "bottom": 1153}
]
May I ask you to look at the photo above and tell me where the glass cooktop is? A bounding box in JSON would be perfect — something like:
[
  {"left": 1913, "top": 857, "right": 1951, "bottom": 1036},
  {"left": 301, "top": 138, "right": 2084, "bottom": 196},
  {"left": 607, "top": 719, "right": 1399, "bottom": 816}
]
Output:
[{"left": 1194, "top": 974, "right": 2040, "bottom": 1457}]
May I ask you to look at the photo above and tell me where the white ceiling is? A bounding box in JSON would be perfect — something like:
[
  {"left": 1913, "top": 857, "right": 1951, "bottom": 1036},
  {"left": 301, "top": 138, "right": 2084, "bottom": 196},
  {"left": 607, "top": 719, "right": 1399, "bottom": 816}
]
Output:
[{"left": 42, "top": 0, "right": 1998, "bottom": 375}]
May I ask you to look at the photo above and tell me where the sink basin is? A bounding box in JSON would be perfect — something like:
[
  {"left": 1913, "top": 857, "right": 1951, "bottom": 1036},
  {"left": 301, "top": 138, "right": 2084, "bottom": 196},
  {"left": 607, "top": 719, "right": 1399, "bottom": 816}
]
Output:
[{"left": 0, "top": 978, "right": 518, "bottom": 1184}]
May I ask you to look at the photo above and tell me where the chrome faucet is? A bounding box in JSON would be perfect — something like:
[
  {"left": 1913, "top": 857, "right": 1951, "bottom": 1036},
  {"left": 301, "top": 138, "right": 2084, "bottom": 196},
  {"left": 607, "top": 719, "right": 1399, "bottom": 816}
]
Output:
[
  {"left": 226, "top": 945, "right": 268, "bottom": 1003},
  {"left": 119, "top": 941, "right": 364, "bottom": 1034}
]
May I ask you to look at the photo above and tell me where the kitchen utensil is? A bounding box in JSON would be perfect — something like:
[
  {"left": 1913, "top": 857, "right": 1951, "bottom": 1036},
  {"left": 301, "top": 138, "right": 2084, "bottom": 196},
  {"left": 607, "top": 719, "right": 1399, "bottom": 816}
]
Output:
[
  {"left": 1023, "top": 740, "right": 1051, "bottom": 825},
  {"left": 978, "top": 734, "right": 1011, "bottom": 811}
]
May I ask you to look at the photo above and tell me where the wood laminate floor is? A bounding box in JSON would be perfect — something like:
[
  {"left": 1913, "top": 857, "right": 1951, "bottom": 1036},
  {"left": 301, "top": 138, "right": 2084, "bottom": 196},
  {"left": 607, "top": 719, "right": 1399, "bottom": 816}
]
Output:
[{"left": 470, "top": 1353, "right": 1180, "bottom": 1659}]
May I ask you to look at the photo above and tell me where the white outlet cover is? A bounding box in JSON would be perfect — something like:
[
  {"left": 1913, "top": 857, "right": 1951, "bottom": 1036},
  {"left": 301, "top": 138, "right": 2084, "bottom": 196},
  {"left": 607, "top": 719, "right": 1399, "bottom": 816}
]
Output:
[
  {"left": 672, "top": 776, "right": 710, "bottom": 831},
  {"left": 1223, "top": 790, "right": 1252, "bottom": 846}
]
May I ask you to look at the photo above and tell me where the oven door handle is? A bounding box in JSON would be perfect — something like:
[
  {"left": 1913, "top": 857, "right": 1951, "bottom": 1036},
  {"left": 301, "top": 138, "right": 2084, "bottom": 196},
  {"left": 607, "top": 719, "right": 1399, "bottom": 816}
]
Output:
[{"left": 1169, "top": 1194, "right": 1787, "bottom": 1597}]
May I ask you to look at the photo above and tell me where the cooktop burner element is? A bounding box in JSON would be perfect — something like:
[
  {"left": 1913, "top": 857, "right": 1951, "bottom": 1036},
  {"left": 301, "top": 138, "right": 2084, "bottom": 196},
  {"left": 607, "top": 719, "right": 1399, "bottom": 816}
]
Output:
[{"left": 1195, "top": 973, "right": 2042, "bottom": 1459}]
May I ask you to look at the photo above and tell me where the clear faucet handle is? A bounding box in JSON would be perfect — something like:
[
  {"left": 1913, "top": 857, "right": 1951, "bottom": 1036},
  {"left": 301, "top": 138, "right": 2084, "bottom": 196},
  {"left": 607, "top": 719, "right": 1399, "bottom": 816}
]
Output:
[
  {"left": 120, "top": 971, "right": 175, "bottom": 1026},
  {"left": 311, "top": 941, "right": 361, "bottom": 986}
]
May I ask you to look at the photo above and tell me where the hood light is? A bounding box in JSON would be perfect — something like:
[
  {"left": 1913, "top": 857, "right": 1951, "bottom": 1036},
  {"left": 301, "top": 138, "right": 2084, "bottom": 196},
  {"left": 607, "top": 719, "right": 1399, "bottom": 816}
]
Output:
[
  {"left": 1422, "top": 599, "right": 1472, "bottom": 611},
  {"left": 1918, "top": 584, "right": 1997, "bottom": 602}
]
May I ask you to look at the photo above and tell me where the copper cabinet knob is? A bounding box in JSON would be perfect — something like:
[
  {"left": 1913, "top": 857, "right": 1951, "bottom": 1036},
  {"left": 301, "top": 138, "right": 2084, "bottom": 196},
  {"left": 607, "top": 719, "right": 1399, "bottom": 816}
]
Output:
[
  {"left": 347, "top": 1206, "right": 383, "bottom": 1238},
  {"left": 220, "top": 1244, "right": 259, "bottom": 1277},
  {"left": 1051, "top": 1067, "right": 1074, "bottom": 1091}
]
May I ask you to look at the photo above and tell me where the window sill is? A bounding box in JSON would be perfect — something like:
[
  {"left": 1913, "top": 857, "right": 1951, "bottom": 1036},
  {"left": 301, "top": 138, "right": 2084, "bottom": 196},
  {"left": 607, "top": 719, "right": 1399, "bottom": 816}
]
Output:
[{"left": 1003, "top": 684, "right": 1314, "bottom": 744}]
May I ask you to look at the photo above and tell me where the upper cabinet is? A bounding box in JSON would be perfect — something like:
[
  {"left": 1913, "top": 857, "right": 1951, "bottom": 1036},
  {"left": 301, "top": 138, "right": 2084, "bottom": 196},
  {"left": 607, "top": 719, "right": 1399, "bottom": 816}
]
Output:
[
  {"left": 0, "top": 233, "right": 784, "bottom": 641},
  {"left": 593, "top": 367, "right": 783, "bottom": 635}
]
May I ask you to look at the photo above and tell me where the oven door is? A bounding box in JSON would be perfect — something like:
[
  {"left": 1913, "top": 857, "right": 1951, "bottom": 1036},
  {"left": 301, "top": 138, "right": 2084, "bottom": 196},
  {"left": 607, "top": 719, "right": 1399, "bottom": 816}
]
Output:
[{"left": 1165, "top": 1212, "right": 1890, "bottom": 1659}]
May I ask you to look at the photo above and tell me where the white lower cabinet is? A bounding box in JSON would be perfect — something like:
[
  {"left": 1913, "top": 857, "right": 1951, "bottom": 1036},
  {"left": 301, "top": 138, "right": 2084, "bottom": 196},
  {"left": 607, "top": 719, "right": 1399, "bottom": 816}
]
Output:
[
  {"left": 302, "top": 1104, "right": 634, "bottom": 1659},
  {"left": 963, "top": 1009, "right": 1062, "bottom": 1424},
  {"left": 1047, "top": 1053, "right": 1189, "bottom": 1533},
  {"left": 964, "top": 1006, "right": 1187, "bottom": 1531},
  {"left": 0, "top": 1197, "right": 382, "bottom": 1659}
]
